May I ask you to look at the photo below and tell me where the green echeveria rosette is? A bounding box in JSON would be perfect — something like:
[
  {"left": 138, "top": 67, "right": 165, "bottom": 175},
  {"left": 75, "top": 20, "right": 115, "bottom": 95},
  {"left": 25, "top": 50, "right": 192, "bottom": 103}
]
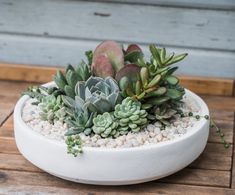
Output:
[
  {"left": 39, "top": 95, "right": 66, "bottom": 123},
  {"left": 114, "top": 97, "right": 148, "bottom": 134},
  {"left": 92, "top": 112, "right": 119, "bottom": 138}
]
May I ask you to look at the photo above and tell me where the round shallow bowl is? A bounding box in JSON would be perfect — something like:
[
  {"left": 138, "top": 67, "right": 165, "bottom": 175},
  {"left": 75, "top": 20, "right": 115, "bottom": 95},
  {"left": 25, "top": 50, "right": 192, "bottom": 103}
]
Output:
[{"left": 14, "top": 83, "right": 209, "bottom": 185}]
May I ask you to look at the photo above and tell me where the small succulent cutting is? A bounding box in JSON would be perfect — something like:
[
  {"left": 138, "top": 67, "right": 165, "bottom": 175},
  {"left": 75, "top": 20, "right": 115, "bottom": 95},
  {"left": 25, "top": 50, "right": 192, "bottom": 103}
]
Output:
[{"left": 23, "top": 40, "right": 229, "bottom": 157}]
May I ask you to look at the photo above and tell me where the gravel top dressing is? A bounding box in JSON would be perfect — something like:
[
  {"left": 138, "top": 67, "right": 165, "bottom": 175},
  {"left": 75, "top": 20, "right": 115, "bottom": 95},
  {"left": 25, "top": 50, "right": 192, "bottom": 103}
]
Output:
[{"left": 22, "top": 95, "right": 201, "bottom": 148}]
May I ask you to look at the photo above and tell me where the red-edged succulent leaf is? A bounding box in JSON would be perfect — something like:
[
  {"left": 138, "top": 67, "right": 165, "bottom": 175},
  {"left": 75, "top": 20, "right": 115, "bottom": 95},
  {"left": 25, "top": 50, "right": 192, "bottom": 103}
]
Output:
[
  {"left": 91, "top": 54, "right": 114, "bottom": 78},
  {"left": 126, "top": 44, "right": 142, "bottom": 54},
  {"left": 125, "top": 44, "right": 144, "bottom": 63},
  {"left": 115, "top": 63, "right": 141, "bottom": 82},
  {"left": 92, "top": 41, "right": 124, "bottom": 74}
]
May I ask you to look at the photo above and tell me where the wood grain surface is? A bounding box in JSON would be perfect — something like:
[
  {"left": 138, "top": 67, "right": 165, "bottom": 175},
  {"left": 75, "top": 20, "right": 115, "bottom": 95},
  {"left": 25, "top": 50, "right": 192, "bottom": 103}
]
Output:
[{"left": 0, "top": 79, "right": 235, "bottom": 194}]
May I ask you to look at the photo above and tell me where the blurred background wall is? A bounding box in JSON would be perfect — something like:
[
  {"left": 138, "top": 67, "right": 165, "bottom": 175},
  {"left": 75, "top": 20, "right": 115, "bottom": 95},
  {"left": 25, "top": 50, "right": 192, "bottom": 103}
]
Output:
[{"left": 0, "top": 0, "right": 234, "bottom": 78}]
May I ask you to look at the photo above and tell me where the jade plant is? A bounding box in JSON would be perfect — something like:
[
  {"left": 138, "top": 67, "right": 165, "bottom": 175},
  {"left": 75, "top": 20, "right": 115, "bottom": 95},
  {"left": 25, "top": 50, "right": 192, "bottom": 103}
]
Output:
[{"left": 23, "top": 41, "right": 229, "bottom": 157}]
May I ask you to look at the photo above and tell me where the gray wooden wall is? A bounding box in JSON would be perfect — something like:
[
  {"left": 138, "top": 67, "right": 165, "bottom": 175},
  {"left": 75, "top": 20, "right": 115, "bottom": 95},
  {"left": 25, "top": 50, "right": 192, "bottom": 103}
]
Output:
[{"left": 0, "top": 0, "right": 234, "bottom": 78}]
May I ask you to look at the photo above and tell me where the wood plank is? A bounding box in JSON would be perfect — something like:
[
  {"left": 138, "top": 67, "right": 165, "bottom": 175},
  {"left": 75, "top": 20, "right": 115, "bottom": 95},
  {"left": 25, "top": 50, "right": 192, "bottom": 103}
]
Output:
[
  {"left": 0, "top": 137, "right": 19, "bottom": 154},
  {"left": 0, "top": 63, "right": 60, "bottom": 83},
  {"left": 161, "top": 168, "right": 230, "bottom": 187},
  {"left": 208, "top": 119, "right": 234, "bottom": 144},
  {"left": 1, "top": 63, "right": 234, "bottom": 96},
  {"left": 202, "top": 96, "right": 235, "bottom": 111},
  {"left": 0, "top": 169, "right": 231, "bottom": 190},
  {"left": 210, "top": 110, "right": 234, "bottom": 122},
  {"left": 0, "top": 116, "right": 13, "bottom": 137},
  {"left": 189, "top": 143, "right": 232, "bottom": 171},
  {"left": 0, "top": 0, "right": 234, "bottom": 51},
  {"left": 0, "top": 80, "right": 37, "bottom": 126},
  {"left": 94, "top": 0, "right": 235, "bottom": 10},
  {"left": 1, "top": 34, "right": 235, "bottom": 79},
  {"left": 180, "top": 76, "right": 234, "bottom": 96},
  {"left": 1, "top": 183, "right": 235, "bottom": 195},
  {"left": 0, "top": 153, "right": 41, "bottom": 172}
]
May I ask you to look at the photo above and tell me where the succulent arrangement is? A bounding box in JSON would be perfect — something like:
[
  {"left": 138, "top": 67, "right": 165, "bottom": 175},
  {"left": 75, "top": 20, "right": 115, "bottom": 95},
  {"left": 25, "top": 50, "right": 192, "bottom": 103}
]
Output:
[{"left": 25, "top": 40, "right": 228, "bottom": 157}]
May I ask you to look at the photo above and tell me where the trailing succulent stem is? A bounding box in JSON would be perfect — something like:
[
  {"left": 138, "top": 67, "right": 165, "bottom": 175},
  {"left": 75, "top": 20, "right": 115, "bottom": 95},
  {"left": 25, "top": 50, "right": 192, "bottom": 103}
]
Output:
[{"left": 66, "top": 135, "right": 83, "bottom": 157}]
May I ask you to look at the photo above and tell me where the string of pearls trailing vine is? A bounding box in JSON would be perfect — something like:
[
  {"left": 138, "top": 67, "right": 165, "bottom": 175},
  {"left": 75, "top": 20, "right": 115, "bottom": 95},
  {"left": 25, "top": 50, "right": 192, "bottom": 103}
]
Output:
[{"left": 182, "top": 112, "right": 230, "bottom": 148}]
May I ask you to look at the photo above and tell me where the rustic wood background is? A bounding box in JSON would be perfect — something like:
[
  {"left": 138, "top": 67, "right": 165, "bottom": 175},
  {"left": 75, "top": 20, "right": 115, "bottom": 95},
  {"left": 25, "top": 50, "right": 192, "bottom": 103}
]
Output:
[{"left": 0, "top": 0, "right": 234, "bottom": 78}]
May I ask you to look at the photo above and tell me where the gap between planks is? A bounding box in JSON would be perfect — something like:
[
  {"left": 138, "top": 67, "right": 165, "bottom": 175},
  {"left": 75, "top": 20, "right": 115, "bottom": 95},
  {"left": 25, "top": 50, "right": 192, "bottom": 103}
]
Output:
[{"left": 0, "top": 63, "right": 234, "bottom": 96}]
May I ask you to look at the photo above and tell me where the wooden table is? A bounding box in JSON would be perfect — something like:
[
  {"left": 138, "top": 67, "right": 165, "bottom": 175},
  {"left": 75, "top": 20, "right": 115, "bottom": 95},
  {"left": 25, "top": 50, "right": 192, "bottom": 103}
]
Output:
[{"left": 0, "top": 78, "right": 235, "bottom": 194}]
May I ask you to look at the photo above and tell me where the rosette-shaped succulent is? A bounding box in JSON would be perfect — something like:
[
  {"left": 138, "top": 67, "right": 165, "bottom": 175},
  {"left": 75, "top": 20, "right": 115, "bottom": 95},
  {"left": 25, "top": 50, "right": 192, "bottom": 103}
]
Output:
[
  {"left": 147, "top": 104, "right": 179, "bottom": 126},
  {"left": 114, "top": 97, "right": 148, "bottom": 134},
  {"left": 39, "top": 95, "right": 66, "bottom": 123},
  {"left": 62, "top": 95, "right": 96, "bottom": 136},
  {"left": 92, "top": 112, "right": 119, "bottom": 138},
  {"left": 75, "top": 76, "right": 122, "bottom": 114},
  {"left": 54, "top": 62, "right": 91, "bottom": 98}
]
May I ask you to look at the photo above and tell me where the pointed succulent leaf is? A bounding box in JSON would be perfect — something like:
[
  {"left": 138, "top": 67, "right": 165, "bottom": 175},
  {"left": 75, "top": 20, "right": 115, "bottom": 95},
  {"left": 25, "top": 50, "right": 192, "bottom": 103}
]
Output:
[
  {"left": 164, "top": 53, "right": 175, "bottom": 65},
  {"left": 167, "top": 53, "right": 188, "bottom": 66},
  {"left": 76, "top": 61, "right": 90, "bottom": 81},
  {"left": 149, "top": 44, "right": 162, "bottom": 66},
  {"left": 85, "top": 112, "right": 96, "bottom": 128},
  {"left": 64, "top": 85, "right": 75, "bottom": 98},
  {"left": 75, "top": 81, "right": 85, "bottom": 100},
  {"left": 85, "top": 50, "right": 93, "bottom": 65},
  {"left": 65, "top": 69, "right": 79, "bottom": 89},
  {"left": 74, "top": 96, "right": 85, "bottom": 109},
  {"left": 160, "top": 48, "right": 166, "bottom": 61},
  {"left": 165, "top": 67, "right": 178, "bottom": 76},
  {"left": 62, "top": 95, "right": 75, "bottom": 108},
  {"left": 65, "top": 64, "right": 75, "bottom": 73},
  {"left": 53, "top": 70, "right": 67, "bottom": 89}
]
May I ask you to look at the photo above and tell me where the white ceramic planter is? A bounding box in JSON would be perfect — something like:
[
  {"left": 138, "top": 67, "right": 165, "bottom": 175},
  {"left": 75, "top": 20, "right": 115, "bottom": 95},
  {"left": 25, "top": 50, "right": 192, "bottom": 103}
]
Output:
[{"left": 14, "top": 84, "right": 210, "bottom": 185}]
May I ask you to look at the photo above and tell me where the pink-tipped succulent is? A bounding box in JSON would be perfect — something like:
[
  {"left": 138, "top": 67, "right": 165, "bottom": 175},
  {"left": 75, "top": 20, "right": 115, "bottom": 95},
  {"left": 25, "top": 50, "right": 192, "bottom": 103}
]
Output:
[{"left": 91, "top": 41, "right": 124, "bottom": 78}]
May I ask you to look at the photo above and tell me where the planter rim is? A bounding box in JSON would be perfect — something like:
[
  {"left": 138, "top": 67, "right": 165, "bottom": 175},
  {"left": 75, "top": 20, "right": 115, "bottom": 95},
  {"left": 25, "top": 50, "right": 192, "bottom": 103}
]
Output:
[{"left": 14, "top": 81, "right": 209, "bottom": 152}]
